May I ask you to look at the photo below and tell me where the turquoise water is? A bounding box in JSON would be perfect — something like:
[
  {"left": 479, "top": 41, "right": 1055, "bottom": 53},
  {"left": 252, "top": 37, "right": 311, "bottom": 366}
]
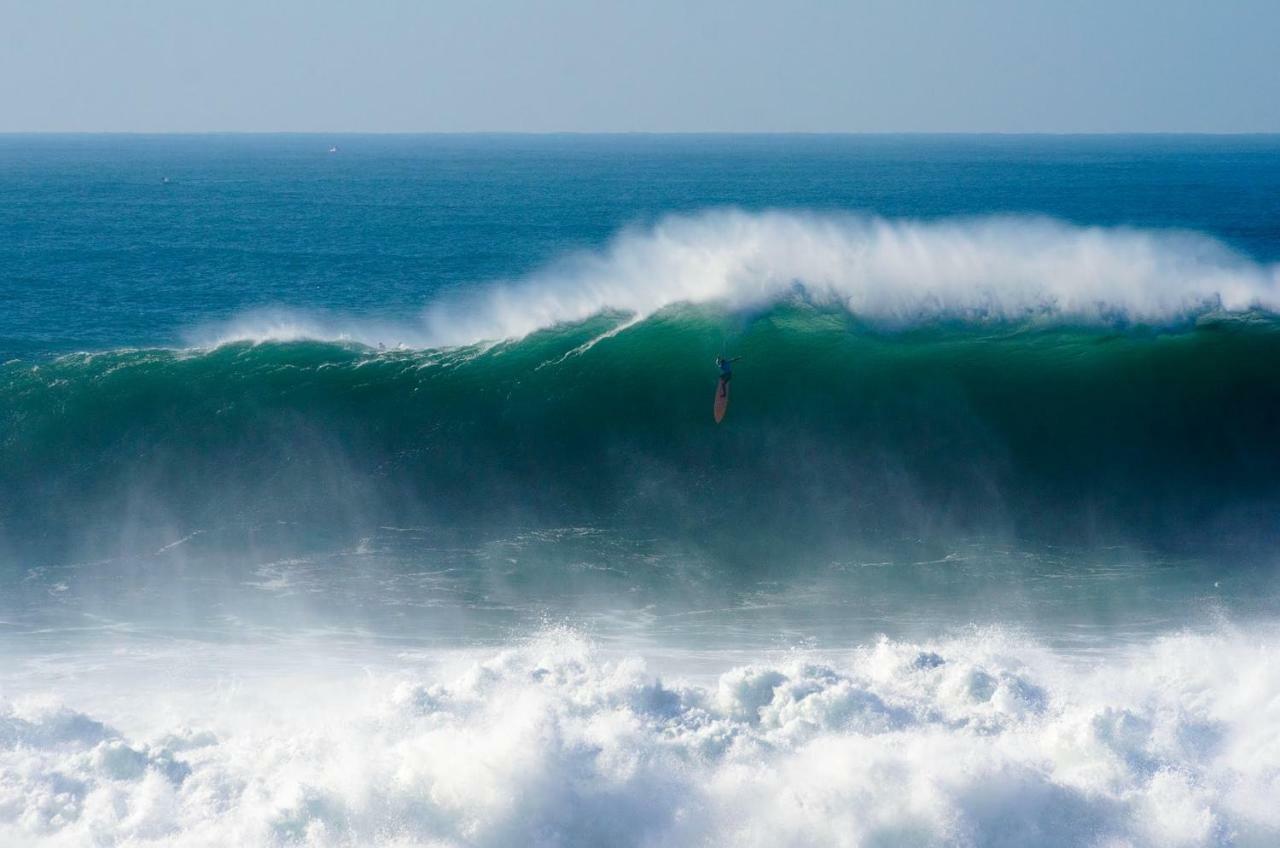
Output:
[{"left": 3, "top": 136, "right": 1280, "bottom": 846}]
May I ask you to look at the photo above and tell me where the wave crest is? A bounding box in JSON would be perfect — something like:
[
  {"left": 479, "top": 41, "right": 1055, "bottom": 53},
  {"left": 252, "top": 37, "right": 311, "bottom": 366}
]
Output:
[{"left": 189, "top": 211, "right": 1280, "bottom": 348}]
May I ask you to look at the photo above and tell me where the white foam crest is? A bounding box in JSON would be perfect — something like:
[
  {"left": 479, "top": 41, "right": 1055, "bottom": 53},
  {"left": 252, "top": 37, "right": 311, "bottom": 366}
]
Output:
[
  {"left": 188, "top": 211, "right": 1280, "bottom": 350},
  {"left": 3, "top": 627, "right": 1278, "bottom": 846}
]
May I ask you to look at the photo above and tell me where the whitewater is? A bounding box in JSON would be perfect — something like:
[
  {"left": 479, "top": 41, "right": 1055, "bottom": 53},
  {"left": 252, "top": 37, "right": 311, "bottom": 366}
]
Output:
[
  {"left": 3, "top": 134, "right": 1280, "bottom": 847},
  {"left": 4, "top": 628, "right": 1278, "bottom": 847}
]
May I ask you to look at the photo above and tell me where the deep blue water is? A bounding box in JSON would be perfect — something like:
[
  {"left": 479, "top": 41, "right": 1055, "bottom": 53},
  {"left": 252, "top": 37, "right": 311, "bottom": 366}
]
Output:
[{"left": 4, "top": 134, "right": 1279, "bottom": 357}]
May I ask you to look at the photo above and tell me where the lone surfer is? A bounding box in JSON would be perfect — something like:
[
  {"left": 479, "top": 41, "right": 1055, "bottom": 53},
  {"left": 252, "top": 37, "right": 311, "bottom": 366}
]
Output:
[
  {"left": 713, "top": 356, "right": 740, "bottom": 423},
  {"left": 716, "top": 355, "right": 741, "bottom": 387}
]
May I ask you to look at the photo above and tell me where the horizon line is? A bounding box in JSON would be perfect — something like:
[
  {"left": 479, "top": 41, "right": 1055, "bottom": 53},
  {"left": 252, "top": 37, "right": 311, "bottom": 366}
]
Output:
[{"left": 3, "top": 130, "right": 1280, "bottom": 138}]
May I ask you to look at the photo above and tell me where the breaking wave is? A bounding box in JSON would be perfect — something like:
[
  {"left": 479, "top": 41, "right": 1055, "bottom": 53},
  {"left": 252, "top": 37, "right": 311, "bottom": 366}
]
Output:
[{"left": 8, "top": 212, "right": 1280, "bottom": 559}]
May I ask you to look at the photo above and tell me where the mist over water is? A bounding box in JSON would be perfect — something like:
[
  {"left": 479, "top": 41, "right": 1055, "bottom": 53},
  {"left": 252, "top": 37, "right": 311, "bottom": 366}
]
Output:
[{"left": 3, "top": 135, "right": 1280, "bottom": 846}]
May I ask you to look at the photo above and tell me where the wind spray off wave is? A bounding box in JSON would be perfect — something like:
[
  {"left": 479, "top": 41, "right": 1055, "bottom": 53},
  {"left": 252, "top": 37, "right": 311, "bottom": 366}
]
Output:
[{"left": 189, "top": 211, "right": 1280, "bottom": 349}]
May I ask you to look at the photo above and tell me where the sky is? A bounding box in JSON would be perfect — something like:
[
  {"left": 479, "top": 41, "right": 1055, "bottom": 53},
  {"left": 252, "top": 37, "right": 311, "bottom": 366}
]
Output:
[{"left": 1, "top": 0, "right": 1277, "bottom": 133}]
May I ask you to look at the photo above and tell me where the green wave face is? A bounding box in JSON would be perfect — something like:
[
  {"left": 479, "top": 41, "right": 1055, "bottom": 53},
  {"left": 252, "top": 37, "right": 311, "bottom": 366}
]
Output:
[{"left": 6, "top": 305, "right": 1280, "bottom": 562}]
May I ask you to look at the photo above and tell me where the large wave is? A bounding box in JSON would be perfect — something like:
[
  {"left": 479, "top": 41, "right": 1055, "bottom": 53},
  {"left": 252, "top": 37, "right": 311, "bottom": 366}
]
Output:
[
  {"left": 3, "top": 628, "right": 1277, "bottom": 847},
  {"left": 187, "top": 211, "right": 1280, "bottom": 349},
  {"left": 8, "top": 213, "right": 1280, "bottom": 561},
  {"left": 7, "top": 314, "right": 1280, "bottom": 561}
]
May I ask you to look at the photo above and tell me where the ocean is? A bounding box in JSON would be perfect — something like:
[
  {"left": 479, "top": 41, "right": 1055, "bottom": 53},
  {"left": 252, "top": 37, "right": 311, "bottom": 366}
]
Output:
[{"left": 2, "top": 134, "right": 1280, "bottom": 846}]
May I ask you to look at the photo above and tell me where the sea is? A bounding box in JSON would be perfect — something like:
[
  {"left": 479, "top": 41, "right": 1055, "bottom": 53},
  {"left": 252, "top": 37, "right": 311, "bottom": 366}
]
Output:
[{"left": 2, "top": 134, "right": 1280, "bottom": 846}]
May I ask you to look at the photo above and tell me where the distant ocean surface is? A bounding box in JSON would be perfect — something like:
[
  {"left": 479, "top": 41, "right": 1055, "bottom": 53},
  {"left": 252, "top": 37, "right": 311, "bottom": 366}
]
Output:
[{"left": 3, "top": 135, "right": 1280, "bottom": 847}]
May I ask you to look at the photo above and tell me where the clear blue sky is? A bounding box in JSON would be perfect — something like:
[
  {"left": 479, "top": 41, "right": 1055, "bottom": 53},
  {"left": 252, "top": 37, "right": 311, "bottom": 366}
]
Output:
[{"left": 2, "top": 0, "right": 1277, "bottom": 133}]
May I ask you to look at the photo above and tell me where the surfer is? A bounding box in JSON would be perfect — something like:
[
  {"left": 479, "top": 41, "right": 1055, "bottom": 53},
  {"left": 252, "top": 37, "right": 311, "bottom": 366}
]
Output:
[
  {"left": 713, "top": 356, "right": 740, "bottom": 422},
  {"left": 716, "top": 355, "right": 741, "bottom": 386}
]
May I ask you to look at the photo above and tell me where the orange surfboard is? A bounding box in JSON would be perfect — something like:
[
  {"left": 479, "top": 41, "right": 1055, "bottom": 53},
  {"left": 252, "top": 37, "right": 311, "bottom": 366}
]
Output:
[{"left": 713, "top": 378, "right": 730, "bottom": 423}]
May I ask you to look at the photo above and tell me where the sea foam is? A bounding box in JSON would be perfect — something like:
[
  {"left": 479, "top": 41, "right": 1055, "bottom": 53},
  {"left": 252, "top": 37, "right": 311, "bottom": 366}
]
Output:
[
  {"left": 2, "top": 628, "right": 1278, "bottom": 846},
  {"left": 188, "top": 211, "right": 1280, "bottom": 349}
]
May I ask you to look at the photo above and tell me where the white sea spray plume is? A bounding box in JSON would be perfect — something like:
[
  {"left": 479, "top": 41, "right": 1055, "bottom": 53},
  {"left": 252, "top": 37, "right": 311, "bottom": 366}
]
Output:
[{"left": 190, "top": 211, "right": 1280, "bottom": 349}]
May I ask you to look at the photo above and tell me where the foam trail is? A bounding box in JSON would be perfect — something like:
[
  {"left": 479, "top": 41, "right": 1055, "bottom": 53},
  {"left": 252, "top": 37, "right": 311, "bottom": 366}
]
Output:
[
  {"left": 3, "top": 628, "right": 1278, "bottom": 846},
  {"left": 188, "top": 211, "right": 1280, "bottom": 349}
]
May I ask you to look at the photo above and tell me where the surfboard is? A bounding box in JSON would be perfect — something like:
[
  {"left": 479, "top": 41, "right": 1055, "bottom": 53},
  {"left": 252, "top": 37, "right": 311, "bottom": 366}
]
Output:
[{"left": 714, "top": 378, "right": 730, "bottom": 423}]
